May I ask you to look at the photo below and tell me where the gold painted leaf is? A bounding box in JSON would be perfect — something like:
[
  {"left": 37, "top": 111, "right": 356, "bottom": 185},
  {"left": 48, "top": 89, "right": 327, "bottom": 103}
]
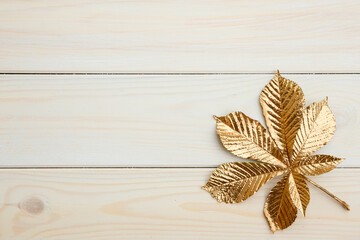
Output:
[
  {"left": 202, "top": 162, "right": 285, "bottom": 203},
  {"left": 205, "top": 71, "right": 349, "bottom": 232},
  {"left": 215, "top": 112, "right": 286, "bottom": 168},
  {"left": 260, "top": 71, "right": 305, "bottom": 164},
  {"left": 291, "top": 98, "right": 336, "bottom": 163},
  {"left": 264, "top": 172, "right": 297, "bottom": 232},
  {"left": 293, "top": 155, "right": 344, "bottom": 176},
  {"left": 288, "top": 171, "right": 310, "bottom": 216}
]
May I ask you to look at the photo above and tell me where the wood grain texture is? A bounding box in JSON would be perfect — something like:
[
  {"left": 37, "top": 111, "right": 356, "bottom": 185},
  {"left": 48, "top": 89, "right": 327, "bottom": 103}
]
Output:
[
  {"left": 0, "top": 168, "right": 358, "bottom": 240},
  {"left": 1, "top": 0, "right": 360, "bottom": 72},
  {"left": 0, "top": 74, "right": 358, "bottom": 167}
]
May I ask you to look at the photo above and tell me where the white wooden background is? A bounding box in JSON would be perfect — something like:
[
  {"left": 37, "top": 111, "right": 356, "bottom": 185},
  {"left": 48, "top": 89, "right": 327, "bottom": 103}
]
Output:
[{"left": 0, "top": 1, "right": 360, "bottom": 239}]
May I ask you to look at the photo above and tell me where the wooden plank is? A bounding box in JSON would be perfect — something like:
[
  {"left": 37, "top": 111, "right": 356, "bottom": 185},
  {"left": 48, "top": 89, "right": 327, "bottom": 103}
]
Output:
[
  {"left": 0, "top": 0, "right": 360, "bottom": 72},
  {"left": 0, "top": 74, "right": 359, "bottom": 167},
  {"left": 0, "top": 168, "right": 358, "bottom": 239}
]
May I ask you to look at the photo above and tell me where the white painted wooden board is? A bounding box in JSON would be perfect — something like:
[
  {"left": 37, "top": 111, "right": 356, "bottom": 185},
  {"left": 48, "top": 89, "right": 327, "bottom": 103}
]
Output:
[
  {"left": 0, "top": 168, "right": 358, "bottom": 240},
  {"left": 0, "top": 74, "right": 358, "bottom": 167},
  {"left": 1, "top": 0, "right": 360, "bottom": 72}
]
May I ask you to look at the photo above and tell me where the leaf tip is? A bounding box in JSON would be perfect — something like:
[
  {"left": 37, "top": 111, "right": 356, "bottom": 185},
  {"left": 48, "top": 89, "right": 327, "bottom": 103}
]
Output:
[
  {"left": 264, "top": 205, "right": 279, "bottom": 233},
  {"left": 213, "top": 115, "right": 220, "bottom": 121},
  {"left": 299, "top": 208, "right": 305, "bottom": 217},
  {"left": 269, "top": 224, "right": 278, "bottom": 233},
  {"left": 276, "top": 69, "right": 280, "bottom": 75},
  {"left": 201, "top": 185, "right": 209, "bottom": 191}
]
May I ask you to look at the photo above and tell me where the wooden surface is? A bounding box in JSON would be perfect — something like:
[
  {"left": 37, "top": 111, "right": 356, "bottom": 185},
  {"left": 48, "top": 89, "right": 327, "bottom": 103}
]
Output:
[
  {"left": 0, "top": 168, "right": 359, "bottom": 240},
  {"left": 1, "top": 0, "right": 360, "bottom": 239},
  {"left": 0, "top": 74, "right": 359, "bottom": 167},
  {"left": 1, "top": 0, "right": 360, "bottom": 72}
]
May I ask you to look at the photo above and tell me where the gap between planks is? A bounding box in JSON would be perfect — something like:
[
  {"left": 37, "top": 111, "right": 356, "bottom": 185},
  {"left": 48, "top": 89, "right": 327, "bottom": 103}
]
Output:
[
  {"left": 2, "top": 72, "right": 360, "bottom": 75},
  {"left": 0, "top": 166, "right": 359, "bottom": 169}
]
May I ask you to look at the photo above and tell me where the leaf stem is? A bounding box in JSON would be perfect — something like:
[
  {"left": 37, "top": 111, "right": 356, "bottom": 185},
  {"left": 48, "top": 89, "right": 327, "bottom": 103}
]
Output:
[{"left": 304, "top": 176, "right": 350, "bottom": 211}]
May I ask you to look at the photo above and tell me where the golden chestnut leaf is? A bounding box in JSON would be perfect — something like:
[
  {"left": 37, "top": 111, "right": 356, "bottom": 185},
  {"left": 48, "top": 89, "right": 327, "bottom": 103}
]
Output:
[{"left": 203, "top": 70, "right": 349, "bottom": 232}]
